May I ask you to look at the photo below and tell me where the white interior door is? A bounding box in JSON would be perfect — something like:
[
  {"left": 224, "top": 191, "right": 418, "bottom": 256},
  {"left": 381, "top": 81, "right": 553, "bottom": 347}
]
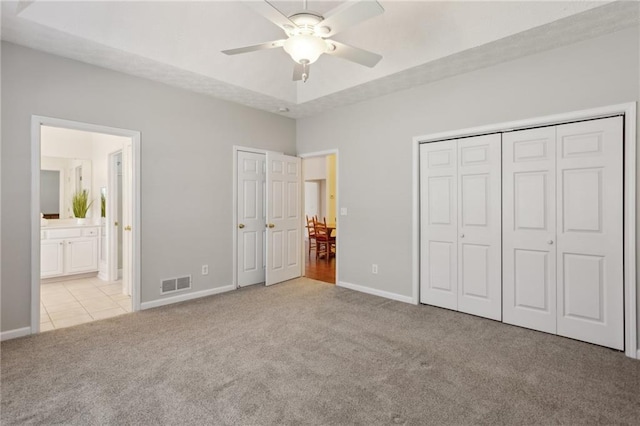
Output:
[
  {"left": 107, "top": 150, "right": 121, "bottom": 283},
  {"left": 503, "top": 127, "right": 557, "bottom": 333},
  {"left": 266, "top": 152, "right": 301, "bottom": 286},
  {"left": 237, "top": 151, "right": 266, "bottom": 287},
  {"left": 122, "top": 140, "right": 133, "bottom": 296},
  {"left": 419, "top": 141, "right": 458, "bottom": 309},
  {"left": 556, "top": 117, "right": 624, "bottom": 350},
  {"left": 457, "top": 134, "right": 502, "bottom": 321}
]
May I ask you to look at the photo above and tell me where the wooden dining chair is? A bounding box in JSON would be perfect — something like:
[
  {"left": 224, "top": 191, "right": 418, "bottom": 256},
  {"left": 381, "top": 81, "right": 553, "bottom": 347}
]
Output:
[
  {"left": 306, "top": 215, "right": 317, "bottom": 258},
  {"left": 314, "top": 217, "right": 336, "bottom": 262}
]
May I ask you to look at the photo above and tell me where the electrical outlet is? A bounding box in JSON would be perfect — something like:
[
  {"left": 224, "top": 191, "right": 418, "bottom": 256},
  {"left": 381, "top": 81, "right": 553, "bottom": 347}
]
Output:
[
  {"left": 202, "top": 265, "right": 209, "bottom": 275},
  {"left": 340, "top": 207, "right": 348, "bottom": 216},
  {"left": 372, "top": 264, "right": 378, "bottom": 274}
]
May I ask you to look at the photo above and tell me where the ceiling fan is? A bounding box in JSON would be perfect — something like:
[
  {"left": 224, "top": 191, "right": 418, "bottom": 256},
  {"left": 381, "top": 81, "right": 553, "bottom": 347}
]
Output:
[{"left": 222, "top": 0, "right": 384, "bottom": 82}]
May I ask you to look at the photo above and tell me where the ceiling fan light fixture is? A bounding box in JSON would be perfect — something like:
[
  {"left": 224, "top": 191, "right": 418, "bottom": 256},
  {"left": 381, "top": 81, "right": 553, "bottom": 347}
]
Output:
[{"left": 283, "top": 34, "right": 327, "bottom": 65}]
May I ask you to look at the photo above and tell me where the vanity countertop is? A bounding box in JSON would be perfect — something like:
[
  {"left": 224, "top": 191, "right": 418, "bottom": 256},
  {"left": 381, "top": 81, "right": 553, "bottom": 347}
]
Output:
[{"left": 41, "top": 221, "right": 101, "bottom": 229}]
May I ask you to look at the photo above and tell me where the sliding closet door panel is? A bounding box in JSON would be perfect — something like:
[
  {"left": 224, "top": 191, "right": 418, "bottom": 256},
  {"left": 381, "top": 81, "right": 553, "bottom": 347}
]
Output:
[
  {"left": 502, "top": 127, "right": 557, "bottom": 333},
  {"left": 556, "top": 117, "right": 623, "bottom": 350},
  {"left": 420, "top": 141, "right": 458, "bottom": 309},
  {"left": 457, "top": 134, "right": 502, "bottom": 320}
]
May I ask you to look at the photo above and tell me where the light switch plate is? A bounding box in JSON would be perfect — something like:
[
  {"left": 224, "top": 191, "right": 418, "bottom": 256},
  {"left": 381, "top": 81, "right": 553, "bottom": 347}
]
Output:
[{"left": 340, "top": 208, "right": 348, "bottom": 216}]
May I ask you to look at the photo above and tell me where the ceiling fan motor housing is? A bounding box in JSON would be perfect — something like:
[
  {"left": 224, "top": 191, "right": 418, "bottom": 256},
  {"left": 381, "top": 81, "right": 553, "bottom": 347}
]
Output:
[{"left": 287, "top": 12, "right": 330, "bottom": 37}]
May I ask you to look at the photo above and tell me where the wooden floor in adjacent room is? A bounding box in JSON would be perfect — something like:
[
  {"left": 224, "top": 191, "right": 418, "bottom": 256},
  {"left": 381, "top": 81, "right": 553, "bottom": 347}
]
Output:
[{"left": 304, "top": 241, "right": 335, "bottom": 284}]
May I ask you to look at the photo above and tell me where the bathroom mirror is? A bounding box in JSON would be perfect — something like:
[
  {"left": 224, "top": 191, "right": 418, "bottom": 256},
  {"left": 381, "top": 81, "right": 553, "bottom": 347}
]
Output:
[
  {"left": 40, "top": 157, "right": 92, "bottom": 219},
  {"left": 40, "top": 170, "right": 61, "bottom": 219}
]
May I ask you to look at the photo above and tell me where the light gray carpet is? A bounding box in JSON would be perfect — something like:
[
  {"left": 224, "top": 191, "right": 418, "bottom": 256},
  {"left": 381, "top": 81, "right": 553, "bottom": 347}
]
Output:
[{"left": 2, "top": 278, "right": 639, "bottom": 425}]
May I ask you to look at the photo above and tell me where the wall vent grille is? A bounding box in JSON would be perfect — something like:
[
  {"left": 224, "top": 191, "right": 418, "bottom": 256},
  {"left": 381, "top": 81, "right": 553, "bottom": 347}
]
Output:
[
  {"left": 177, "top": 276, "right": 191, "bottom": 290},
  {"left": 161, "top": 275, "right": 192, "bottom": 294}
]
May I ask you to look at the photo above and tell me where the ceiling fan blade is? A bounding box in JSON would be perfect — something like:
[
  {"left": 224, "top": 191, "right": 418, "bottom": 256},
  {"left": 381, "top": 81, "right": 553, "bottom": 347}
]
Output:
[
  {"left": 325, "top": 41, "right": 382, "bottom": 68},
  {"left": 293, "top": 63, "right": 310, "bottom": 82},
  {"left": 317, "top": 0, "right": 384, "bottom": 38},
  {"left": 222, "top": 40, "right": 285, "bottom": 56},
  {"left": 245, "top": 1, "right": 298, "bottom": 34}
]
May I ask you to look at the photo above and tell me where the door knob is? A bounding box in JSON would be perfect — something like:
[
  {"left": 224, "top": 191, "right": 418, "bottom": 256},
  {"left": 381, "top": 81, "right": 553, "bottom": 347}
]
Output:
[
  {"left": 268, "top": 223, "right": 275, "bottom": 228},
  {"left": 460, "top": 233, "right": 465, "bottom": 238},
  {"left": 547, "top": 239, "right": 554, "bottom": 245},
  {"left": 238, "top": 224, "right": 245, "bottom": 229},
  {"left": 124, "top": 226, "right": 132, "bottom": 231},
  {"left": 114, "top": 221, "right": 119, "bottom": 227}
]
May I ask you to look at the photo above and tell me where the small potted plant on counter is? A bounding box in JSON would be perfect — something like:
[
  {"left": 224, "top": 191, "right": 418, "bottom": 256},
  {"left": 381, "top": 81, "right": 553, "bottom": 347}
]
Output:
[
  {"left": 100, "top": 193, "right": 106, "bottom": 224},
  {"left": 72, "top": 190, "right": 93, "bottom": 225}
]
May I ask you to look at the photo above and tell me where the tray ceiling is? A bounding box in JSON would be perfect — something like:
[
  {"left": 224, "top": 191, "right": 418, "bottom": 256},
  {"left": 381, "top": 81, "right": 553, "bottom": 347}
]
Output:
[{"left": 2, "top": 1, "right": 637, "bottom": 118}]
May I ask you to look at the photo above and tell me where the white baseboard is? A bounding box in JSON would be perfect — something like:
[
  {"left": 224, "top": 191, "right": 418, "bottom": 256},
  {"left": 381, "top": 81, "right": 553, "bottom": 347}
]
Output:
[
  {"left": 636, "top": 349, "right": 640, "bottom": 360},
  {"left": 337, "top": 281, "right": 414, "bottom": 304},
  {"left": 140, "top": 285, "right": 235, "bottom": 310},
  {"left": 1, "top": 326, "right": 32, "bottom": 342}
]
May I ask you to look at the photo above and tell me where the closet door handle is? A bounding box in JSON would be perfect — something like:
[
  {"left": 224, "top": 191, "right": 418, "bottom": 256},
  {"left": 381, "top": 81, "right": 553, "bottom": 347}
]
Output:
[
  {"left": 460, "top": 233, "right": 465, "bottom": 238},
  {"left": 547, "top": 239, "right": 554, "bottom": 245}
]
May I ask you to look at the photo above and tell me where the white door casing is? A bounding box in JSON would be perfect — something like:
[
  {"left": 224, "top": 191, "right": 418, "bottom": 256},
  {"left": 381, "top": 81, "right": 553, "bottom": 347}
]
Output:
[
  {"left": 503, "top": 127, "right": 557, "bottom": 333},
  {"left": 419, "top": 141, "right": 458, "bottom": 309},
  {"left": 266, "top": 152, "right": 302, "bottom": 286},
  {"left": 556, "top": 117, "right": 624, "bottom": 350},
  {"left": 457, "top": 134, "right": 502, "bottom": 321},
  {"left": 237, "top": 151, "right": 266, "bottom": 287}
]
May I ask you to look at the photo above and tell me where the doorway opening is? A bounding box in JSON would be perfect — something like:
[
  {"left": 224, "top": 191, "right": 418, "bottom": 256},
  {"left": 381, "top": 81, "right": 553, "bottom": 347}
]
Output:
[
  {"left": 33, "top": 117, "right": 140, "bottom": 333},
  {"left": 301, "top": 152, "right": 338, "bottom": 284}
]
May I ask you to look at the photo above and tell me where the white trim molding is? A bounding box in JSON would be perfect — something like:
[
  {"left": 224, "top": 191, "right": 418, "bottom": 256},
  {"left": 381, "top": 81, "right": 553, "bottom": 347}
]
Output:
[
  {"left": 140, "top": 285, "right": 235, "bottom": 310},
  {"left": 1, "top": 327, "right": 32, "bottom": 342},
  {"left": 412, "top": 102, "right": 637, "bottom": 359},
  {"left": 338, "top": 281, "right": 414, "bottom": 304},
  {"left": 30, "top": 115, "right": 143, "bottom": 335}
]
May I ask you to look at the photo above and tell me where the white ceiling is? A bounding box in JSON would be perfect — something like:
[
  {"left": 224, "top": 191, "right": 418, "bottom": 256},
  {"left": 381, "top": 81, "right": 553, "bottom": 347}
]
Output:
[{"left": 2, "top": 1, "right": 637, "bottom": 118}]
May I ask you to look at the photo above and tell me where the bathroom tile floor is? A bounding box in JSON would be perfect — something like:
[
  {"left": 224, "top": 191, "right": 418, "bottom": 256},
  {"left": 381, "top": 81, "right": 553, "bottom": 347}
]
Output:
[{"left": 40, "top": 277, "right": 132, "bottom": 331}]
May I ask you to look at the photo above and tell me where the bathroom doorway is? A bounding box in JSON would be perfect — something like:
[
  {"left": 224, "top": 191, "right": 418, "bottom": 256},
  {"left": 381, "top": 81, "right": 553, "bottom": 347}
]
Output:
[{"left": 32, "top": 117, "right": 140, "bottom": 333}]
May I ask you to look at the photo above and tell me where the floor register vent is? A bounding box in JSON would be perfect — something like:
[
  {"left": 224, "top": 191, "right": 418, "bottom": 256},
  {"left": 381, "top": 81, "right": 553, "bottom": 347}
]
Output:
[{"left": 161, "top": 275, "right": 192, "bottom": 294}]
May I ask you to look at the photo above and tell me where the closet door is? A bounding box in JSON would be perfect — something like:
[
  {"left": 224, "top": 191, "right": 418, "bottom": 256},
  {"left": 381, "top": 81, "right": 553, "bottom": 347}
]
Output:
[
  {"left": 556, "top": 117, "right": 624, "bottom": 350},
  {"left": 419, "top": 141, "right": 458, "bottom": 309},
  {"left": 457, "top": 134, "right": 502, "bottom": 321},
  {"left": 502, "top": 127, "right": 557, "bottom": 333}
]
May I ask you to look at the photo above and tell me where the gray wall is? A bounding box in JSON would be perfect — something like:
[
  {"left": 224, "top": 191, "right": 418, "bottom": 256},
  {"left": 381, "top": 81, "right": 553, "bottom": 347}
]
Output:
[
  {"left": 1, "top": 42, "right": 296, "bottom": 332},
  {"left": 297, "top": 27, "right": 639, "bottom": 338}
]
